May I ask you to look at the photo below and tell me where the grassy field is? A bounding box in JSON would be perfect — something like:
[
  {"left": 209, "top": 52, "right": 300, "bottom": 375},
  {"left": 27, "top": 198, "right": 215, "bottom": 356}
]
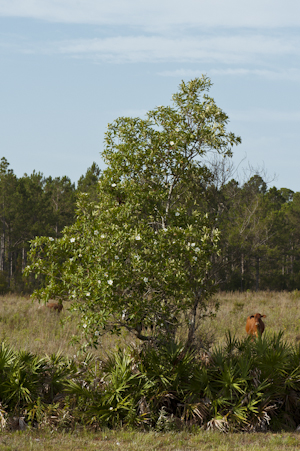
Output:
[
  {"left": 1, "top": 429, "right": 300, "bottom": 450},
  {"left": 1, "top": 291, "right": 300, "bottom": 450},
  {"left": 0, "top": 294, "right": 130, "bottom": 358},
  {"left": 1, "top": 290, "right": 299, "bottom": 358}
]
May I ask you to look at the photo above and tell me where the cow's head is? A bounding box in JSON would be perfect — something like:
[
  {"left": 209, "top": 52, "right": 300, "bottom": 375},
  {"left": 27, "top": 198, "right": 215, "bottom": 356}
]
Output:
[{"left": 252, "top": 313, "right": 266, "bottom": 326}]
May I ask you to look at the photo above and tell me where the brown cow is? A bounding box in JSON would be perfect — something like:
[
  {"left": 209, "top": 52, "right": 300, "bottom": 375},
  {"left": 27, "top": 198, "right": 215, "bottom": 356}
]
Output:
[
  {"left": 46, "top": 302, "right": 63, "bottom": 313},
  {"left": 246, "top": 313, "right": 266, "bottom": 338}
]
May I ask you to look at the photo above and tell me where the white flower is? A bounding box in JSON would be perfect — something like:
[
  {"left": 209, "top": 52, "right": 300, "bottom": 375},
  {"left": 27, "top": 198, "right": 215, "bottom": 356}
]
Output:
[
  {"left": 135, "top": 234, "right": 141, "bottom": 240},
  {"left": 195, "top": 247, "right": 200, "bottom": 253},
  {"left": 78, "top": 254, "right": 82, "bottom": 257},
  {"left": 175, "top": 128, "right": 179, "bottom": 132},
  {"left": 109, "top": 407, "right": 114, "bottom": 411},
  {"left": 193, "top": 256, "right": 198, "bottom": 261},
  {"left": 83, "top": 324, "right": 87, "bottom": 328},
  {"left": 49, "top": 237, "right": 54, "bottom": 241},
  {"left": 101, "top": 234, "right": 105, "bottom": 239},
  {"left": 69, "top": 258, "right": 73, "bottom": 262},
  {"left": 108, "top": 279, "right": 113, "bottom": 285},
  {"left": 175, "top": 212, "right": 180, "bottom": 216},
  {"left": 94, "top": 330, "right": 100, "bottom": 336},
  {"left": 94, "top": 230, "right": 99, "bottom": 235},
  {"left": 170, "top": 141, "right": 174, "bottom": 146},
  {"left": 86, "top": 292, "right": 90, "bottom": 297},
  {"left": 111, "top": 183, "right": 117, "bottom": 187},
  {"left": 162, "top": 228, "right": 167, "bottom": 232},
  {"left": 104, "top": 272, "right": 108, "bottom": 277},
  {"left": 97, "top": 280, "right": 101, "bottom": 284},
  {"left": 134, "top": 254, "right": 140, "bottom": 261},
  {"left": 191, "top": 243, "right": 195, "bottom": 247},
  {"left": 115, "top": 255, "right": 119, "bottom": 259},
  {"left": 143, "top": 277, "right": 148, "bottom": 283},
  {"left": 70, "top": 238, "right": 75, "bottom": 243}
]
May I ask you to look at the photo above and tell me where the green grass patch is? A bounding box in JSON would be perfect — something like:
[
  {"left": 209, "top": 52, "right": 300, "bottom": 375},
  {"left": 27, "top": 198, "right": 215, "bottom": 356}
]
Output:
[{"left": 1, "top": 430, "right": 300, "bottom": 451}]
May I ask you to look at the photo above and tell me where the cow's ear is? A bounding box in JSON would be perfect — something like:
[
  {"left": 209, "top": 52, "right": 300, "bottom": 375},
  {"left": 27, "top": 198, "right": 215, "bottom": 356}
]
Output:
[
  {"left": 262, "top": 315, "right": 266, "bottom": 318},
  {"left": 250, "top": 315, "right": 254, "bottom": 318}
]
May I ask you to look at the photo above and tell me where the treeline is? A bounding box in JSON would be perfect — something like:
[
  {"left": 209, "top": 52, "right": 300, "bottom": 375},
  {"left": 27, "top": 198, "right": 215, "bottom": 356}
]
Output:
[
  {"left": 1, "top": 156, "right": 300, "bottom": 293},
  {"left": 0, "top": 157, "right": 100, "bottom": 293},
  {"left": 212, "top": 174, "right": 300, "bottom": 291}
]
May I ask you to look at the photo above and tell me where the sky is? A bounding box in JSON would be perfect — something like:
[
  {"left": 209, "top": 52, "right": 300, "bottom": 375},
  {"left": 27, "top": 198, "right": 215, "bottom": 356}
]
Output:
[{"left": 0, "top": 0, "right": 299, "bottom": 191}]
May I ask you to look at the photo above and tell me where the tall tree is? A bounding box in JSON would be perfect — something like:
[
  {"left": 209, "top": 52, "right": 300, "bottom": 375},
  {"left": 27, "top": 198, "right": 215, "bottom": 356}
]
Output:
[
  {"left": 44, "top": 176, "right": 76, "bottom": 237},
  {"left": 26, "top": 76, "right": 241, "bottom": 349},
  {"left": 0, "top": 158, "right": 18, "bottom": 279},
  {"left": 77, "top": 162, "right": 101, "bottom": 201}
]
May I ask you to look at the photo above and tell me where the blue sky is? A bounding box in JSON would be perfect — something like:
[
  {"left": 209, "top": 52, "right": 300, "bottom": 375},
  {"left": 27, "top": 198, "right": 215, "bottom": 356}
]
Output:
[{"left": 1, "top": 0, "right": 299, "bottom": 190}]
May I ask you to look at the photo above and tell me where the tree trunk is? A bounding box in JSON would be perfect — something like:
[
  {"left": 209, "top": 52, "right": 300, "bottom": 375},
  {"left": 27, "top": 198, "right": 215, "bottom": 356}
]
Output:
[
  {"left": 22, "top": 248, "right": 27, "bottom": 272},
  {"left": 241, "top": 253, "right": 244, "bottom": 291},
  {"left": 255, "top": 256, "right": 260, "bottom": 292},
  {"left": 0, "top": 235, "right": 4, "bottom": 271}
]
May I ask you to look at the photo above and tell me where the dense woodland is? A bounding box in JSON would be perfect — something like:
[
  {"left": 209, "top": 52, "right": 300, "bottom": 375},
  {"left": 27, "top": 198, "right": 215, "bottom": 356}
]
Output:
[{"left": 1, "top": 155, "right": 299, "bottom": 294}]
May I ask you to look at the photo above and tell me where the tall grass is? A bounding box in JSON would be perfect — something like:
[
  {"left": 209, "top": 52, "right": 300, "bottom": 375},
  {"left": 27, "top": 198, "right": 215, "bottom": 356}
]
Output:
[
  {"left": 2, "top": 291, "right": 299, "bottom": 357},
  {"left": 0, "top": 295, "right": 132, "bottom": 358},
  {"left": 0, "top": 295, "right": 78, "bottom": 356}
]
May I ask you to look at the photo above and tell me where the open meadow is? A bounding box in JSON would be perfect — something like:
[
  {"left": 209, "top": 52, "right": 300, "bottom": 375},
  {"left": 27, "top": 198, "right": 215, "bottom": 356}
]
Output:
[
  {"left": 0, "top": 291, "right": 300, "bottom": 450},
  {"left": 1, "top": 290, "right": 299, "bottom": 356}
]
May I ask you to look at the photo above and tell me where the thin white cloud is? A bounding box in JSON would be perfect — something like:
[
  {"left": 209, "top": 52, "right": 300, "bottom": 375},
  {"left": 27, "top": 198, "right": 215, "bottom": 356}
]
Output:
[
  {"left": 0, "top": 0, "right": 300, "bottom": 29},
  {"left": 48, "top": 34, "right": 300, "bottom": 64},
  {"left": 211, "top": 68, "right": 300, "bottom": 81},
  {"left": 159, "top": 68, "right": 300, "bottom": 82}
]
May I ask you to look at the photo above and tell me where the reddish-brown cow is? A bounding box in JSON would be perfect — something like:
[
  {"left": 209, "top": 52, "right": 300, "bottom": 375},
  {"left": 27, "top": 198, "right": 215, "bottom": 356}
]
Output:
[
  {"left": 46, "top": 302, "right": 63, "bottom": 313},
  {"left": 246, "top": 313, "right": 266, "bottom": 338}
]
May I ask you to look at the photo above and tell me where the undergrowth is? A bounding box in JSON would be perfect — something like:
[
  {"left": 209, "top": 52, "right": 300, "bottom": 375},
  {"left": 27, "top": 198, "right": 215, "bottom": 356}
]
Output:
[{"left": 0, "top": 332, "right": 299, "bottom": 433}]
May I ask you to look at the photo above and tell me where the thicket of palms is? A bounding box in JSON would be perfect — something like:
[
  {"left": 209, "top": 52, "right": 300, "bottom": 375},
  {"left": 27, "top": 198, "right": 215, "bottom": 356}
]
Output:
[
  {"left": 1, "top": 331, "right": 299, "bottom": 432},
  {"left": 76, "top": 333, "right": 300, "bottom": 432}
]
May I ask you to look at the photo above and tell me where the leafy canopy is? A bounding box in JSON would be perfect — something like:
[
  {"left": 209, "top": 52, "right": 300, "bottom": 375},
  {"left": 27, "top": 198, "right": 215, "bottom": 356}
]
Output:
[{"left": 25, "top": 76, "right": 241, "bottom": 347}]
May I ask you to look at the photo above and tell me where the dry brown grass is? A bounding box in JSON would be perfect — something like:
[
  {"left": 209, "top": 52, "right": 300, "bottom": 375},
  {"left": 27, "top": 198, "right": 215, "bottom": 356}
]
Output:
[
  {"left": 0, "top": 294, "right": 136, "bottom": 358},
  {"left": 1, "top": 290, "right": 300, "bottom": 357},
  {"left": 0, "top": 294, "right": 78, "bottom": 356}
]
